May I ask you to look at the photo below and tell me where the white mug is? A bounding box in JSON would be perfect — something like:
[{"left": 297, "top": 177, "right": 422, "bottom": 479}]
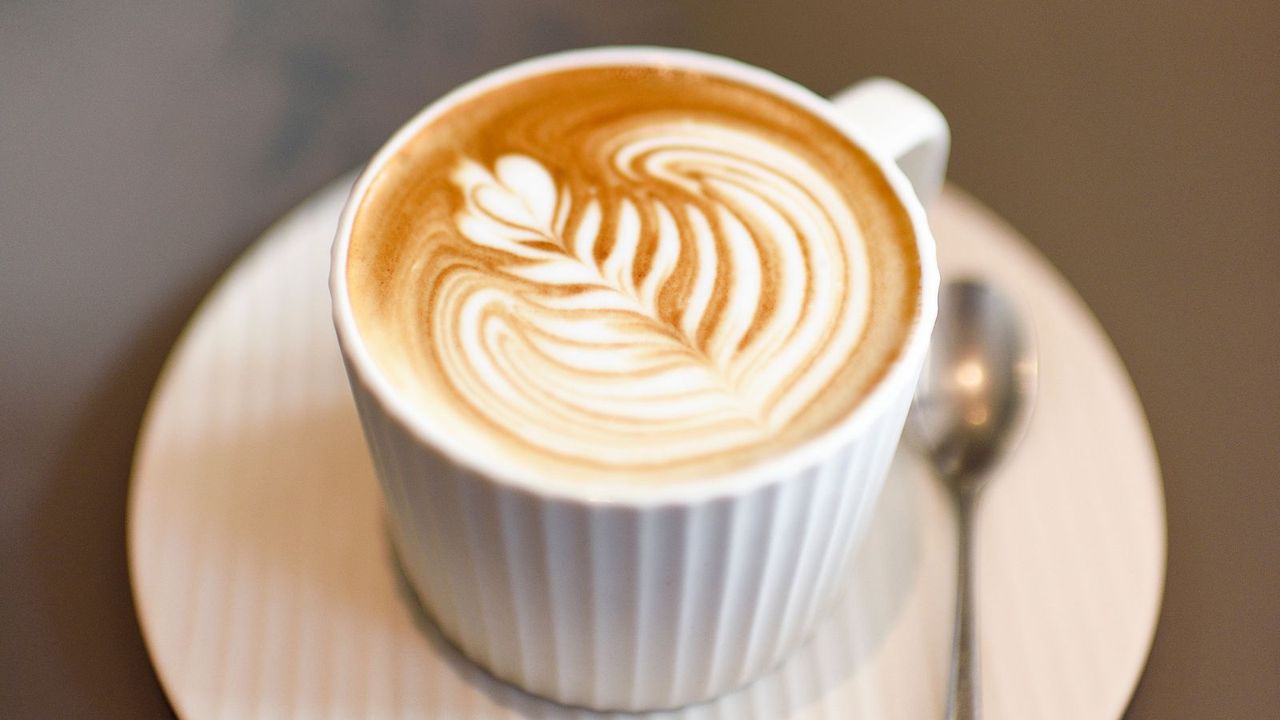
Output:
[{"left": 331, "top": 46, "right": 947, "bottom": 711}]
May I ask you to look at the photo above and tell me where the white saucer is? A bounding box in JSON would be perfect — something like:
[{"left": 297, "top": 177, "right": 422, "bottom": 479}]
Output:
[{"left": 129, "top": 176, "right": 1165, "bottom": 720}]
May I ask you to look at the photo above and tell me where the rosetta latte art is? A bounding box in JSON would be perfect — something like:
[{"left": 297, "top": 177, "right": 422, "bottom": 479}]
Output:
[{"left": 431, "top": 122, "right": 871, "bottom": 469}]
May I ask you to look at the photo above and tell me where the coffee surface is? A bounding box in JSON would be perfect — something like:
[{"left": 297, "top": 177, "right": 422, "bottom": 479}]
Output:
[{"left": 348, "top": 64, "right": 920, "bottom": 483}]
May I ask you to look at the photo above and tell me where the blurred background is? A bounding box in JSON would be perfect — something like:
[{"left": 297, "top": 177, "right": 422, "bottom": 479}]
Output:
[{"left": 2, "top": 1, "right": 1276, "bottom": 717}]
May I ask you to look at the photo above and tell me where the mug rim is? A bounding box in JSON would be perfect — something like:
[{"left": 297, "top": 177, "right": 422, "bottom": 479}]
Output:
[{"left": 330, "top": 45, "right": 939, "bottom": 506}]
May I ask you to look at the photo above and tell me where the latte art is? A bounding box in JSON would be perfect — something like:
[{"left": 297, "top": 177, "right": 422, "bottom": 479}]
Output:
[
  {"left": 348, "top": 65, "right": 919, "bottom": 482},
  {"left": 441, "top": 123, "right": 868, "bottom": 466}
]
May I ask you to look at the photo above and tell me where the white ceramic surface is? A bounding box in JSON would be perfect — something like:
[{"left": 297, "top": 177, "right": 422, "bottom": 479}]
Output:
[
  {"left": 328, "top": 49, "right": 951, "bottom": 710},
  {"left": 129, "top": 176, "right": 1165, "bottom": 720}
]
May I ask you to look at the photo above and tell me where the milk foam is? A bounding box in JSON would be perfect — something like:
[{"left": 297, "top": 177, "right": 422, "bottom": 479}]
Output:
[{"left": 347, "top": 65, "right": 919, "bottom": 483}]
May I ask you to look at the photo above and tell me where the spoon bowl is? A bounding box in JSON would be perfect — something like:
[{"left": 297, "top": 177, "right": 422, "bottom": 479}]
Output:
[{"left": 909, "top": 279, "right": 1038, "bottom": 494}]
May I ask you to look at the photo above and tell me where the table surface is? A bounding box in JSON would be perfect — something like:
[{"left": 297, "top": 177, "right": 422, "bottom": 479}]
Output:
[{"left": 2, "top": 2, "right": 1276, "bottom": 718}]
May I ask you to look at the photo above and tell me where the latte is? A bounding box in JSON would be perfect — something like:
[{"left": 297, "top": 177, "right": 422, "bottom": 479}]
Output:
[{"left": 347, "top": 64, "right": 921, "bottom": 483}]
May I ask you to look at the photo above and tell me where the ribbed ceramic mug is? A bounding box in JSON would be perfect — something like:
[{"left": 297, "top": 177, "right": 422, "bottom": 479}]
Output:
[{"left": 331, "top": 47, "right": 947, "bottom": 712}]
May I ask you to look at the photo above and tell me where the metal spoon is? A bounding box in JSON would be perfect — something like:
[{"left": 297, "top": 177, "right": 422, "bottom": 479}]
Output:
[{"left": 906, "top": 278, "right": 1038, "bottom": 720}]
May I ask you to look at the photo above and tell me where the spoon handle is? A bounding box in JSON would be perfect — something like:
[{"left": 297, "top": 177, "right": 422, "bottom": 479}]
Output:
[{"left": 947, "top": 489, "right": 981, "bottom": 720}]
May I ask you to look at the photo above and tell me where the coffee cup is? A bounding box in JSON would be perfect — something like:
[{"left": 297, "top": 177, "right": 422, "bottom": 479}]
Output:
[{"left": 331, "top": 46, "right": 946, "bottom": 711}]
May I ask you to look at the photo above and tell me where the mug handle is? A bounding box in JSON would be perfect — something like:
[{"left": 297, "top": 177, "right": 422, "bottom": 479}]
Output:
[{"left": 831, "top": 78, "right": 950, "bottom": 210}]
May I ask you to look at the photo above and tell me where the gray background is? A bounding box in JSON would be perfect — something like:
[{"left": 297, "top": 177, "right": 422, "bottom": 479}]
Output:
[{"left": 2, "top": 1, "right": 1277, "bottom": 717}]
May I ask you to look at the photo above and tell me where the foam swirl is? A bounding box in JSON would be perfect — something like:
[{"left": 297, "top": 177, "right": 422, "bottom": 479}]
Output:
[{"left": 431, "top": 121, "right": 870, "bottom": 469}]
